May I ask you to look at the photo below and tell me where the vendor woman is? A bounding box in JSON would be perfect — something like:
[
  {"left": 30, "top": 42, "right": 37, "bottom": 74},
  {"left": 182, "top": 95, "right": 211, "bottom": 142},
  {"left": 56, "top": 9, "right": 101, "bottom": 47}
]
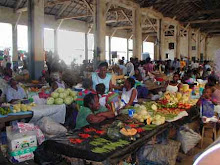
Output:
[
  {"left": 75, "top": 93, "right": 115, "bottom": 129},
  {"left": 92, "top": 62, "right": 113, "bottom": 93},
  {"left": 120, "top": 78, "right": 138, "bottom": 109},
  {"left": 6, "top": 78, "right": 27, "bottom": 103},
  {"left": 166, "top": 72, "right": 182, "bottom": 93}
]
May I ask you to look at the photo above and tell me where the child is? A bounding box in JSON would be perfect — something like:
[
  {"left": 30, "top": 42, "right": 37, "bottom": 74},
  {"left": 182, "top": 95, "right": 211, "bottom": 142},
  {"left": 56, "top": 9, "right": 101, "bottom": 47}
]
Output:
[
  {"left": 120, "top": 78, "right": 138, "bottom": 109},
  {"left": 96, "top": 83, "right": 120, "bottom": 111},
  {"left": 96, "top": 83, "right": 107, "bottom": 107},
  {"left": 197, "top": 87, "right": 218, "bottom": 123}
]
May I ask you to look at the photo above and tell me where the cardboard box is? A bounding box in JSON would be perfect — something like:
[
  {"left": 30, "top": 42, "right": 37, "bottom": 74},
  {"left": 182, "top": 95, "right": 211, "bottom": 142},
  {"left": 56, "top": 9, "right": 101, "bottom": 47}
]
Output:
[{"left": 6, "top": 126, "right": 37, "bottom": 163}]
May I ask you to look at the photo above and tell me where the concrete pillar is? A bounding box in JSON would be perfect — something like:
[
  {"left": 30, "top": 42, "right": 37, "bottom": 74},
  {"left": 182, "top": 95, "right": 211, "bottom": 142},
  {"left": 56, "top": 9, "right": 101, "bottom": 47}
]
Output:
[
  {"left": 94, "top": 0, "right": 106, "bottom": 65},
  {"left": 196, "top": 31, "right": 201, "bottom": 60},
  {"left": 54, "top": 29, "right": 58, "bottom": 57},
  {"left": 188, "top": 28, "right": 192, "bottom": 60},
  {"left": 204, "top": 36, "right": 207, "bottom": 60},
  {"left": 155, "top": 19, "right": 160, "bottom": 60},
  {"left": 127, "top": 38, "right": 129, "bottom": 61},
  {"left": 109, "top": 37, "right": 111, "bottom": 64},
  {"left": 85, "top": 33, "right": 88, "bottom": 61},
  {"left": 175, "top": 25, "right": 181, "bottom": 59},
  {"left": 28, "top": 0, "right": 44, "bottom": 80},
  {"left": 12, "top": 24, "right": 18, "bottom": 66},
  {"left": 132, "top": 7, "right": 142, "bottom": 60},
  {"left": 160, "top": 20, "right": 165, "bottom": 60}
]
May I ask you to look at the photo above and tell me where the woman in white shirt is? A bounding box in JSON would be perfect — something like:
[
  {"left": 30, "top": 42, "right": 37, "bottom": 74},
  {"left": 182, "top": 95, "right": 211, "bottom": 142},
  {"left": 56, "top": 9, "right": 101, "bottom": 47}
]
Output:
[
  {"left": 121, "top": 78, "right": 138, "bottom": 109},
  {"left": 166, "top": 72, "right": 182, "bottom": 93},
  {"left": 6, "top": 79, "right": 27, "bottom": 103}
]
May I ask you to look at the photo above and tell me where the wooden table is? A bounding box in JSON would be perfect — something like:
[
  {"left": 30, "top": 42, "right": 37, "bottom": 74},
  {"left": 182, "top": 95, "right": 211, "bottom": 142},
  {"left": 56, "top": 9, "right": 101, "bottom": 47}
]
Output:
[{"left": 0, "top": 113, "right": 33, "bottom": 130}]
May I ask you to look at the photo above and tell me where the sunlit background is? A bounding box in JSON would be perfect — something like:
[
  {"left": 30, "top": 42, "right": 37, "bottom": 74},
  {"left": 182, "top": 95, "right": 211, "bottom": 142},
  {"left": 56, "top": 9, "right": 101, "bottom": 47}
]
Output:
[{"left": 0, "top": 23, "right": 154, "bottom": 65}]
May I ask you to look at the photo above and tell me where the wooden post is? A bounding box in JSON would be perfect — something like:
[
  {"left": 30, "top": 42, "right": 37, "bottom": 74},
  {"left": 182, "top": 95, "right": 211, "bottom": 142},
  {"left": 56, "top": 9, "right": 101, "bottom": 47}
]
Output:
[
  {"left": 132, "top": 7, "right": 142, "bottom": 60},
  {"left": 196, "top": 31, "right": 201, "bottom": 60},
  {"left": 28, "top": 0, "right": 44, "bottom": 80},
  {"left": 188, "top": 28, "right": 192, "bottom": 60},
  {"left": 85, "top": 33, "right": 88, "bottom": 61},
  {"left": 155, "top": 19, "right": 161, "bottom": 60},
  {"left": 12, "top": 24, "right": 18, "bottom": 64},
  {"left": 160, "top": 19, "right": 165, "bottom": 60},
  {"left": 175, "top": 25, "right": 181, "bottom": 59},
  {"left": 54, "top": 30, "right": 58, "bottom": 57},
  {"left": 204, "top": 36, "right": 207, "bottom": 60},
  {"left": 94, "top": 0, "right": 106, "bottom": 65},
  {"left": 127, "top": 38, "right": 129, "bottom": 61},
  {"left": 109, "top": 37, "right": 111, "bottom": 64}
]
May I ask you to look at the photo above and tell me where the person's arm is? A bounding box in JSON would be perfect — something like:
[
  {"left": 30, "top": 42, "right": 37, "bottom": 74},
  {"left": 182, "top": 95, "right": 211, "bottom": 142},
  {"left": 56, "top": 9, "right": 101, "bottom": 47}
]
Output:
[
  {"left": 96, "top": 110, "right": 115, "bottom": 119},
  {"left": 86, "top": 114, "right": 106, "bottom": 124}
]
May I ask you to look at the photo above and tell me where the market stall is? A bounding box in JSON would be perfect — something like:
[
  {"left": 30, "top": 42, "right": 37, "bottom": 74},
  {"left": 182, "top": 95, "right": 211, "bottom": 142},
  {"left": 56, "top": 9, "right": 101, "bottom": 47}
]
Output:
[{"left": 38, "top": 105, "right": 199, "bottom": 164}]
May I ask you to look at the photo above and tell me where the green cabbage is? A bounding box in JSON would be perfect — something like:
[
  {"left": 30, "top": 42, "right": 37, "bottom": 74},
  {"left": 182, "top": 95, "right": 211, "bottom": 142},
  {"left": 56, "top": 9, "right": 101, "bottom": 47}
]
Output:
[
  {"left": 54, "top": 98, "right": 63, "bottom": 105},
  {"left": 56, "top": 88, "right": 65, "bottom": 93},
  {"left": 64, "top": 96, "right": 73, "bottom": 105},
  {"left": 51, "top": 92, "right": 59, "bottom": 98},
  {"left": 59, "top": 93, "right": 67, "bottom": 99},
  {"left": 47, "top": 97, "right": 55, "bottom": 105}
]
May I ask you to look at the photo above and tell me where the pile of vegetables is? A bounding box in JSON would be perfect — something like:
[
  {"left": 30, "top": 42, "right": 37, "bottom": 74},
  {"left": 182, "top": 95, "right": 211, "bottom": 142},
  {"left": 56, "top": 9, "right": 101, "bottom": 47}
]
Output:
[
  {"left": 90, "top": 138, "right": 130, "bottom": 154},
  {"left": 0, "top": 107, "right": 11, "bottom": 115},
  {"left": 47, "top": 88, "right": 77, "bottom": 105},
  {"left": 12, "top": 103, "right": 36, "bottom": 113}
]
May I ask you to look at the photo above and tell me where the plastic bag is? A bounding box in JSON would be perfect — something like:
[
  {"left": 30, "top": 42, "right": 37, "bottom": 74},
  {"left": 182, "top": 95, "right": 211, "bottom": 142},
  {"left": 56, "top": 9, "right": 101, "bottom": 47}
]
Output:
[
  {"left": 37, "top": 117, "right": 67, "bottom": 137},
  {"left": 177, "top": 125, "right": 201, "bottom": 154},
  {"left": 137, "top": 140, "right": 180, "bottom": 165}
]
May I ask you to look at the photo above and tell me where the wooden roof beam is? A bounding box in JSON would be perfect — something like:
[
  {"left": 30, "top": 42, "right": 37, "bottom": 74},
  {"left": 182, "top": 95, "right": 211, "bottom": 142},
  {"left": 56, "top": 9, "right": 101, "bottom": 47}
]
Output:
[
  {"left": 82, "top": 0, "right": 93, "bottom": 14},
  {"left": 56, "top": 1, "right": 71, "bottom": 18},
  {"left": 105, "top": 0, "right": 139, "bottom": 10},
  {"left": 121, "top": 10, "right": 132, "bottom": 25},
  {"left": 14, "top": 0, "right": 23, "bottom": 11},
  {"left": 57, "top": 14, "right": 92, "bottom": 20},
  {"left": 114, "top": 24, "right": 156, "bottom": 30},
  {"left": 188, "top": 19, "right": 220, "bottom": 24},
  {"left": 141, "top": 7, "right": 163, "bottom": 19},
  {"left": 197, "top": 9, "right": 220, "bottom": 15},
  {"left": 45, "top": 0, "right": 71, "bottom": 7}
]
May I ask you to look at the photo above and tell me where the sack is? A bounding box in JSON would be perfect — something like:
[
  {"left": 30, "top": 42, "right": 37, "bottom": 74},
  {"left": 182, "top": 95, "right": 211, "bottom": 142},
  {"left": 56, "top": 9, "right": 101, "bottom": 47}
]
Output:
[
  {"left": 177, "top": 125, "right": 201, "bottom": 154},
  {"left": 37, "top": 117, "right": 67, "bottom": 137},
  {"left": 137, "top": 140, "right": 180, "bottom": 165}
]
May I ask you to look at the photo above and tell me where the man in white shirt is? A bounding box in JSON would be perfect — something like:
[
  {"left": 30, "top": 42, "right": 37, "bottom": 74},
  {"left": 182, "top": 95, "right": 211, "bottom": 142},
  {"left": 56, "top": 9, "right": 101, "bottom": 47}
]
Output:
[
  {"left": 6, "top": 79, "right": 27, "bottom": 103},
  {"left": 126, "top": 58, "right": 134, "bottom": 77}
]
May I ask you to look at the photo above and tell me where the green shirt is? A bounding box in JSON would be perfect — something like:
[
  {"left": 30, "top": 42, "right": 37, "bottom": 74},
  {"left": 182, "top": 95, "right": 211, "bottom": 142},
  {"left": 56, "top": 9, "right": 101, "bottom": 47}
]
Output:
[{"left": 75, "top": 106, "right": 108, "bottom": 129}]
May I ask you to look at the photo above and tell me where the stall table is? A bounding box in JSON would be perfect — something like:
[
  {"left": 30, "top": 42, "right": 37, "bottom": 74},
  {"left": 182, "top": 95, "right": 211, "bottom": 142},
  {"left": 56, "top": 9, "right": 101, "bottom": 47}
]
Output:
[
  {"left": 41, "top": 106, "right": 199, "bottom": 165},
  {"left": 0, "top": 112, "right": 33, "bottom": 130}
]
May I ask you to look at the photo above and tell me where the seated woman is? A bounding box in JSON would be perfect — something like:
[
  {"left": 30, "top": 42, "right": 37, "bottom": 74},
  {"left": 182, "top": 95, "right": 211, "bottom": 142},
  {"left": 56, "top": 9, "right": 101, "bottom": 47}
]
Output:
[
  {"left": 133, "top": 68, "right": 143, "bottom": 82},
  {"left": 120, "top": 78, "right": 138, "bottom": 109},
  {"left": 75, "top": 93, "right": 115, "bottom": 129},
  {"left": 207, "top": 75, "right": 220, "bottom": 105},
  {"left": 92, "top": 62, "right": 112, "bottom": 93},
  {"left": 166, "top": 72, "right": 182, "bottom": 93},
  {"left": 6, "top": 79, "right": 27, "bottom": 103}
]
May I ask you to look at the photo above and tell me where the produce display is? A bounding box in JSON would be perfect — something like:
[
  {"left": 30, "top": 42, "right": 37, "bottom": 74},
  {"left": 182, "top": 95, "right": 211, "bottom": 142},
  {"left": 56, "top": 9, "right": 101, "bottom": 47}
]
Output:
[
  {"left": 12, "top": 103, "right": 36, "bottom": 113},
  {"left": 0, "top": 107, "right": 11, "bottom": 115},
  {"left": 47, "top": 88, "right": 77, "bottom": 105}
]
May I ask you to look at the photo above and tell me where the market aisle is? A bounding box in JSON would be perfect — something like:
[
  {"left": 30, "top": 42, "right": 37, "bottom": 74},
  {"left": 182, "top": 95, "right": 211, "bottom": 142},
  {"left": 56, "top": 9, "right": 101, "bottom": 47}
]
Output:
[{"left": 176, "top": 129, "right": 220, "bottom": 165}]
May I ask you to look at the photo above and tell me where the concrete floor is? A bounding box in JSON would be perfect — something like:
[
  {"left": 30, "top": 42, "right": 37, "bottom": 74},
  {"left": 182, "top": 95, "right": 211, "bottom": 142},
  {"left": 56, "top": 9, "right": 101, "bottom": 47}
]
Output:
[
  {"left": 176, "top": 128, "right": 218, "bottom": 165},
  {"left": 0, "top": 127, "right": 217, "bottom": 165}
]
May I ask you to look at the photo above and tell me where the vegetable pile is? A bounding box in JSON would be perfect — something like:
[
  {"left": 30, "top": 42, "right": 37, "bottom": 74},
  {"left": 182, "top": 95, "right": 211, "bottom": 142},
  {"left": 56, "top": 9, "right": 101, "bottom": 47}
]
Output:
[{"left": 47, "top": 88, "right": 77, "bottom": 105}]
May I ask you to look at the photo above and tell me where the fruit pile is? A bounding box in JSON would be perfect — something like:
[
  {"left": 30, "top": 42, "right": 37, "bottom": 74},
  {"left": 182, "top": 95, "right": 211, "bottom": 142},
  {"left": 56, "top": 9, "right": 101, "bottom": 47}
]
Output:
[
  {"left": 12, "top": 103, "right": 36, "bottom": 113},
  {"left": 47, "top": 88, "right": 77, "bottom": 105},
  {"left": 0, "top": 107, "right": 11, "bottom": 115}
]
